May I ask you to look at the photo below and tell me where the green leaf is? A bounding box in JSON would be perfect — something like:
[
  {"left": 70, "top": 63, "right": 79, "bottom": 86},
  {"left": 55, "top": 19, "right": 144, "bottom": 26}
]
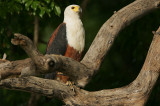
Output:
[
  {"left": 22, "top": 0, "right": 28, "bottom": 3},
  {"left": 46, "top": 9, "right": 51, "bottom": 13},
  {"left": 31, "top": 1, "right": 40, "bottom": 11},
  {"left": 50, "top": 1, "right": 54, "bottom": 10},
  {"left": 54, "top": 4, "right": 61, "bottom": 17},
  {"left": 45, "top": 0, "right": 50, "bottom": 4},
  {"left": 15, "top": 0, "right": 22, "bottom": 3},
  {"left": 25, "top": 0, "right": 33, "bottom": 11},
  {"left": 33, "top": 12, "right": 36, "bottom": 16},
  {"left": 13, "top": 4, "right": 22, "bottom": 12},
  {"left": 39, "top": 8, "right": 45, "bottom": 18},
  {"left": 46, "top": 9, "right": 51, "bottom": 17},
  {"left": 47, "top": 13, "right": 51, "bottom": 17}
]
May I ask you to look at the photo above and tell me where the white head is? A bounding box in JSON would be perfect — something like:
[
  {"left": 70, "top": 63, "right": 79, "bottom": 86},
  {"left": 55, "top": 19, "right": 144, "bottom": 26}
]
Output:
[
  {"left": 63, "top": 5, "right": 85, "bottom": 53},
  {"left": 64, "top": 5, "right": 82, "bottom": 21}
]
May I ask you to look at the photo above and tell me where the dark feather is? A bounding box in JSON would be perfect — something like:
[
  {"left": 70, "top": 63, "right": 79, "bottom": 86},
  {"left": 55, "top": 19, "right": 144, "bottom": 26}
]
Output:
[
  {"left": 45, "top": 23, "right": 67, "bottom": 79},
  {"left": 46, "top": 23, "right": 67, "bottom": 55}
]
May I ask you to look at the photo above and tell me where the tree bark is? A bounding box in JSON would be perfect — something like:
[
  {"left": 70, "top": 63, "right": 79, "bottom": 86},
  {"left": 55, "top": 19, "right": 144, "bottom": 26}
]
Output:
[
  {"left": 33, "top": 16, "right": 39, "bottom": 46},
  {"left": 28, "top": 16, "right": 40, "bottom": 106},
  {"left": 1, "top": 0, "right": 160, "bottom": 105}
]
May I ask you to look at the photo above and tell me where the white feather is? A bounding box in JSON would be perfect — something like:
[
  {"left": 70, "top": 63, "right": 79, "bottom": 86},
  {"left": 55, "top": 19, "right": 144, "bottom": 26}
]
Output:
[{"left": 63, "top": 5, "right": 85, "bottom": 53}]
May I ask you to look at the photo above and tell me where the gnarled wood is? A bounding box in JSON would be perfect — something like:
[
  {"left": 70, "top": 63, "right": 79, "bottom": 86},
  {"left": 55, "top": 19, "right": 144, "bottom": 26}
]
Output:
[
  {"left": 81, "top": 0, "right": 160, "bottom": 71},
  {"left": 0, "top": 76, "right": 75, "bottom": 99}
]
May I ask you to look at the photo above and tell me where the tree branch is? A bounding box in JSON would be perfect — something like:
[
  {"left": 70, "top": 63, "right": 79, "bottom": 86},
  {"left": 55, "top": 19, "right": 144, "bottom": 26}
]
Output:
[
  {"left": 2, "top": 26, "right": 160, "bottom": 106},
  {"left": 0, "top": 76, "right": 75, "bottom": 100},
  {"left": 1, "top": 0, "right": 159, "bottom": 88},
  {"left": 0, "top": 58, "right": 34, "bottom": 80},
  {"left": 2, "top": 34, "right": 92, "bottom": 87},
  {"left": 81, "top": 0, "right": 160, "bottom": 71}
]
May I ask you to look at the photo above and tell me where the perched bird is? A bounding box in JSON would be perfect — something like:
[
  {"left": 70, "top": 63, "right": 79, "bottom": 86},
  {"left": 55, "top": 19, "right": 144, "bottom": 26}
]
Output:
[{"left": 45, "top": 4, "right": 85, "bottom": 83}]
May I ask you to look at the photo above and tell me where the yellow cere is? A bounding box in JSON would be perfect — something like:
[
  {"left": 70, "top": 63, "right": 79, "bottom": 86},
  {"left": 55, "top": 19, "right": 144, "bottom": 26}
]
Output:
[{"left": 71, "top": 6, "right": 80, "bottom": 12}]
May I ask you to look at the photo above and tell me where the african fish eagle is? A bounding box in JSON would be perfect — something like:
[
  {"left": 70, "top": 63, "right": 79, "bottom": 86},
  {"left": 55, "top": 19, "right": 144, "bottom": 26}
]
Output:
[{"left": 45, "top": 5, "right": 85, "bottom": 83}]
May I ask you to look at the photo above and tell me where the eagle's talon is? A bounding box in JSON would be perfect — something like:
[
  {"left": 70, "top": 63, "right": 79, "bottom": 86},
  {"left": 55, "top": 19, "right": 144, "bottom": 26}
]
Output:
[{"left": 65, "top": 81, "right": 75, "bottom": 91}]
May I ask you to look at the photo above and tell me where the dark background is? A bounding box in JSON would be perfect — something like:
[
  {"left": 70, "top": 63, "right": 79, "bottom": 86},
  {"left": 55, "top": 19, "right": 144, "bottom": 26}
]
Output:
[{"left": 0, "top": 0, "right": 160, "bottom": 105}]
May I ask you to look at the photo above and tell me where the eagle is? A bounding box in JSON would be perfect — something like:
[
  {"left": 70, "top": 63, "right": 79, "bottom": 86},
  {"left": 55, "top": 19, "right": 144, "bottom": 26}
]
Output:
[{"left": 45, "top": 5, "right": 85, "bottom": 83}]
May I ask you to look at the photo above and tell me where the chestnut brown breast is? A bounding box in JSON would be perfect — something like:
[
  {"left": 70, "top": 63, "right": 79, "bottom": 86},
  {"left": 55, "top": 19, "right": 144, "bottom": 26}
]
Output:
[{"left": 65, "top": 45, "right": 82, "bottom": 61}]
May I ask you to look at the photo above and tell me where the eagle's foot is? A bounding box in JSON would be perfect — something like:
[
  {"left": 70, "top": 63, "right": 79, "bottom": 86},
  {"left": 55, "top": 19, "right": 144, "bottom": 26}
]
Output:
[{"left": 66, "top": 81, "right": 75, "bottom": 91}]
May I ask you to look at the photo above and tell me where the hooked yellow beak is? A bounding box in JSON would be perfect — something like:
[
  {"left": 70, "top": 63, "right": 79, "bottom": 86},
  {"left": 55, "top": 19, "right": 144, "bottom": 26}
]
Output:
[{"left": 71, "top": 6, "right": 82, "bottom": 13}]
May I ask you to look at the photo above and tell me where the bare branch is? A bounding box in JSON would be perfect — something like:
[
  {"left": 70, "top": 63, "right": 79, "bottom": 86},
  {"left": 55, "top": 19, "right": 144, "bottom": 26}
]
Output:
[
  {"left": 82, "top": 26, "right": 160, "bottom": 105},
  {"left": 1, "top": 27, "right": 160, "bottom": 105},
  {"left": 11, "top": 33, "right": 42, "bottom": 59},
  {"left": 2, "top": 26, "right": 159, "bottom": 105},
  {"left": 81, "top": 0, "right": 160, "bottom": 72},
  {"left": 0, "top": 59, "right": 35, "bottom": 80},
  {"left": 1, "top": 34, "right": 92, "bottom": 87},
  {"left": 0, "top": 76, "right": 75, "bottom": 100},
  {"left": 7, "top": 0, "right": 160, "bottom": 88}
]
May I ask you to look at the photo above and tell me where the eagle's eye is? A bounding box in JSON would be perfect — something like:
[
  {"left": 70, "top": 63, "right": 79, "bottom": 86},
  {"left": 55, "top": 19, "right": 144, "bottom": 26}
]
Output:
[{"left": 71, "top": 7, "right": 75, "bottom": 9}]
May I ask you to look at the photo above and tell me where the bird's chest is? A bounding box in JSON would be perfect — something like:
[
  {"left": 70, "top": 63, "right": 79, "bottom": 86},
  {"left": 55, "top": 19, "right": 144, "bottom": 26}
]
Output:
[
  {"left": 65, "top": 44, "right": 82, "bottom": 61},
  {"left": 66, "top": 22, "right": 85, "bottom": 52}
]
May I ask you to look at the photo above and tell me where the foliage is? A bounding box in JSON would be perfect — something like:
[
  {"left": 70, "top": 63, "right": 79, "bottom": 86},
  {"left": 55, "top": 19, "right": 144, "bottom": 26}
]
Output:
[
  {"left": 0, "top": 0, "right": 63, "bottom": 60},
  {"left": 0, "top": 0, "right": 61, "bottom": 18}
]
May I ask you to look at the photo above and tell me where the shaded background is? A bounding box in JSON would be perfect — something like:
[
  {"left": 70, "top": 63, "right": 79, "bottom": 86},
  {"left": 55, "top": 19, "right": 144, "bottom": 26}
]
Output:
[{"left": 0, "top": 0, "right": 160, "bottom": 105}]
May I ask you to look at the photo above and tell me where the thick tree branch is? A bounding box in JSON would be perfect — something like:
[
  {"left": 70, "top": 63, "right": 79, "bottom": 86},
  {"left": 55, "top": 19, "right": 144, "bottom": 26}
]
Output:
[
  {"left": 11, "top": 33, "right": 42, "bottom": 59},
  {"left": 0, "top": 76, "right": 75, "bottom": 100},
  {"left": 2, "top": 26, "right": 160, "bottom": 106},
  {"left": 9, "top": 0, "right": 160, "bottom": 87},
  {"left": 2, "top": 34, "right": 92, "bottom": 87},
  {"left": 81, "top": 0, "right": 160, "bottom": 72},
  {"left": 0, "top": 58, "right": 34, "bottom": 80},
  {"left": 0, "top": 27, "right": 160, "bottom": 105}
]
